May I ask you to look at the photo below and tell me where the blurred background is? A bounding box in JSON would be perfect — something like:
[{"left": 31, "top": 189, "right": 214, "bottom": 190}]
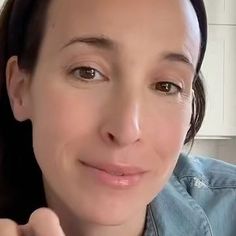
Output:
[{"left": 183, "top": 0, "right": 236, "bottom": 164}]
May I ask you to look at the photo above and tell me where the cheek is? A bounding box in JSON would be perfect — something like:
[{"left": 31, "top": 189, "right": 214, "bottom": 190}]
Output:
[
  {"left": 146, "top": 96, "right": 192, "bottom": 149},
  {"left": 158, "top": 106, "right": 191, "bottom": 148},
  {"left": 139, "top": 100, "right": 192, "bottom": 198},
  {"left": 30, "top": 84, "right": 102, "bottom": 176},
  {"left": 146, "top": 100, "right": 192, "bottom": 170}
]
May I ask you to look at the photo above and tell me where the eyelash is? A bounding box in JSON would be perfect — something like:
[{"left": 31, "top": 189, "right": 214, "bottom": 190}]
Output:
[{"left": 68, "top": 66, "right": 183, "bottom": 95}]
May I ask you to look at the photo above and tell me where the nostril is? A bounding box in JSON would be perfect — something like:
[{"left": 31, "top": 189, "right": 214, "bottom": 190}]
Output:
[{"left": 108, "top": 133, "right": 115, "bottom": 141}]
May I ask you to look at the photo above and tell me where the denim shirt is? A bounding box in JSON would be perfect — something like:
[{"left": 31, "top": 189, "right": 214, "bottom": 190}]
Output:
[{"left": 144, "top": 153, "right": 236, "bottom": 236}]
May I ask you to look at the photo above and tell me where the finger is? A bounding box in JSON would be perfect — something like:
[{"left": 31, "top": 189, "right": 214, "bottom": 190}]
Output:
[
  {"left": 18, "top": 224, "right": 33, "bottom": 236},
  {"left": 0, "top": 219, "right": 21, "bottom": 236},
  {"left": 28, "top": 208, "right": 65, "bottom": 236}
]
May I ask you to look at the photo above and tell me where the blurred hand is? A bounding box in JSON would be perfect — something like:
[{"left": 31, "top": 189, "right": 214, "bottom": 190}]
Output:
[{"left": 0, "top": 208, "right": 65, "bottom": 236}]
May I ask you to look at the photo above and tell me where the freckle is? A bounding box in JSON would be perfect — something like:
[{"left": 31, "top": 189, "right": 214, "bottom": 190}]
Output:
[{"left": 50, "top": 23, "right": 56, "bottom": 30}]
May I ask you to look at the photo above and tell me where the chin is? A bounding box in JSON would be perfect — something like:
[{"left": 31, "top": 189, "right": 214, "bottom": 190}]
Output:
[{"left": 67, "top": 195, "right": 145, "bottom": 226}]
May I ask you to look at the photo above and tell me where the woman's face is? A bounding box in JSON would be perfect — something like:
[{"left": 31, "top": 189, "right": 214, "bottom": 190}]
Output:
[{"left": 12, "top": 0, "right": 200, "bottom": 226}]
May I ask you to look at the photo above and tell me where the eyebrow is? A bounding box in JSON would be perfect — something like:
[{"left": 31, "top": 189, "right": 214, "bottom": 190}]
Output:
[
  {"left": 162, "top": 53, "right": 195, "bottom": 71},
  {"left": 61, "top": 36, "right": 195, "bottom": 71},
  {"left": 61, "top": 35, "right": 116, "bottom": 51}
]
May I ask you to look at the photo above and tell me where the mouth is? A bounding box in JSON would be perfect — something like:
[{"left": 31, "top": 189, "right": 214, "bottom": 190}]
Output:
[{"left": 79, "top": 161, "right": 147, "bottom": 188}]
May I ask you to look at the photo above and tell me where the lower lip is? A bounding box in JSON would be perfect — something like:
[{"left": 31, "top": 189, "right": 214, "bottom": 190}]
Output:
[{"left": 81, "top": 163, "right": 145, "bottom": 189}]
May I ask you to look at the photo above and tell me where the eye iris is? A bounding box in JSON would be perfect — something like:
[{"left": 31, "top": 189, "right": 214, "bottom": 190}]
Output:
[
  {"left": 79, "top": 67, "right": 96, "bottom": 79},
  {"left": 157, "top": 82, "right": 172, "bottom": 92}
]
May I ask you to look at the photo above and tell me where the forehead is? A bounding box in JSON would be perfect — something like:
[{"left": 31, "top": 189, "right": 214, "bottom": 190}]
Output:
[{"left": 43, "top": 0, "right": 200, "bottom": 65}]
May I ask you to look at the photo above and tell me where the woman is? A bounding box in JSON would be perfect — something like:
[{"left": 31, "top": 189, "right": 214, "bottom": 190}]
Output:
[{"left": 0, "top": 0, "right": 235, "bottom": 235}]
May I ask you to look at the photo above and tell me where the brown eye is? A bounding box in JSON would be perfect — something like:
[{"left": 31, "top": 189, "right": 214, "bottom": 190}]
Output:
[
  {"left": 154, "top": 82, "right": 181, "bottom": 95},
  {"left": 73, "top": 67, "right": 97, "bottom": 80}
]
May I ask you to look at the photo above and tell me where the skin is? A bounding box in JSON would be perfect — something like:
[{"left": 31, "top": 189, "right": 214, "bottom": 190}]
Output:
[{"left": 6, "top": 0, "right": 200, "bottom": 235}]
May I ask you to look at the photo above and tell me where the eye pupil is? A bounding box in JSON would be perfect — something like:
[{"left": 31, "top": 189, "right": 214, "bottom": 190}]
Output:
[
  {"left": 161, "top": 83, "right": 170, "bottom": 91},
  {"left": 156, "top": 82, "right": 171, "bottom": 92},
  {"left": 79, "top": 67, "right": 96, "bottom": 79}
]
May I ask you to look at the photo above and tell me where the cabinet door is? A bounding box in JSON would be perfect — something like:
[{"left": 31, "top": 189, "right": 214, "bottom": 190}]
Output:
[
  {"left": 197, "top": 25, "right": 236, "bottom": 137},
  {"left": 223, "top": 26, "right": 236, "bottom": 136},
  {"left": 204, "top": 0, "right": 236, "bottom": 24}
]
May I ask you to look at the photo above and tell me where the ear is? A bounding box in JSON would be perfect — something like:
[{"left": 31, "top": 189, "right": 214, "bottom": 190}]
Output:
[{"left": 6, "top": 56, "right": 32, "bottom": 121}]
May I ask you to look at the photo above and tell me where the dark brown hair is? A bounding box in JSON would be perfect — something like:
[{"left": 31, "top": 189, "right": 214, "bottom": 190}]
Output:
[
  {"left": 0, "top": 0, "right": 207, "bottom": 223},
  {"left": 0, "top": 0, "right": 51, "bottom": 223}
]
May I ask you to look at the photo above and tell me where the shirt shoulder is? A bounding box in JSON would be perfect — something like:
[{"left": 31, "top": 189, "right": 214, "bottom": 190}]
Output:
[
  {"left": 146, "top": 153, "right": 236, "bottom": 236},
  {"left": 174, "top": 153, "right": 236, "bottom": 188},
  {"left": 172, "top": 153, "right": 236, "bottom": 236}
]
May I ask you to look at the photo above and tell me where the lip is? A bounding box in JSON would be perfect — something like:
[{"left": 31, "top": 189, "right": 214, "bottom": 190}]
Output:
[{"left": 80, "top": 161, "right": 148, "bottom": 188}]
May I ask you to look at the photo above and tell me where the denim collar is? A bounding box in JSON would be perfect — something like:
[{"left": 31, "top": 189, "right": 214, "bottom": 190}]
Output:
[{"left": 143, "top": 175, "right": 213, "bottom": 236}]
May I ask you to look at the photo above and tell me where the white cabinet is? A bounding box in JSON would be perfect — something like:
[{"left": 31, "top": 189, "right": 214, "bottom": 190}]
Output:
[
  {"left": 197, "top": 0, "right": 236, "bottom": 138},
  {"left": 197, "top": 25, "right": 236, "bottom": 137},
  {"left": 204, "top": 0, "right": 236, "bottom": 24}
]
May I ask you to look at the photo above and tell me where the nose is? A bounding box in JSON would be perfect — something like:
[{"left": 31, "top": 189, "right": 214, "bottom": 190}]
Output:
[{"left": 100, "top": 93, "right": 142, "bottom": 147}]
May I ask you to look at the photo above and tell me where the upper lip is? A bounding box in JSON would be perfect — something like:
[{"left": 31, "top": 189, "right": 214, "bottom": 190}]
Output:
[{"left": 80, "top": 161, "right": 147, "bottom": 176}]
